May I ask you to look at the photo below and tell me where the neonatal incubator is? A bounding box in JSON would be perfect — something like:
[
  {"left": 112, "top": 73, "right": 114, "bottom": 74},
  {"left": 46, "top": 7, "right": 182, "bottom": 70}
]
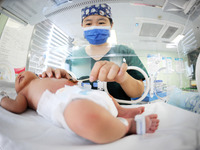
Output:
[
  {"left": 0, "top": 1, "right": 200, "bottom": 150},
  {"left": 0, "top": 0, "right": 200, "bottom": 111}
]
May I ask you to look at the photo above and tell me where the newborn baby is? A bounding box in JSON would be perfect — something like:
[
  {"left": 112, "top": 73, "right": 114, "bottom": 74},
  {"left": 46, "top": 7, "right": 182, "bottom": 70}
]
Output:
[{"left": 0, "top": 71, "right": 159, "bottom": 144}]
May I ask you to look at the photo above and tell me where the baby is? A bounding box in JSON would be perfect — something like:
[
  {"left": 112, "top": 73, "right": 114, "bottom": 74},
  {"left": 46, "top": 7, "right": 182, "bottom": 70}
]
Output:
[{"left": 0, "top": 71, "right": 159, "bottom": 144}]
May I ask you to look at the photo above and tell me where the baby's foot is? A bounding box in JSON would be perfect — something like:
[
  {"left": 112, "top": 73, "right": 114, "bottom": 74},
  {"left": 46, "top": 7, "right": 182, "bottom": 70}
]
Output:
[
  {"left": 128, "top": 114, "right": 159, "bottom": 134},
  {"left": 145, "top": 114, "right": 159, "bottom": 133},
  {"left": 119, "top": 106, "right": 145, "bottom": 118}
]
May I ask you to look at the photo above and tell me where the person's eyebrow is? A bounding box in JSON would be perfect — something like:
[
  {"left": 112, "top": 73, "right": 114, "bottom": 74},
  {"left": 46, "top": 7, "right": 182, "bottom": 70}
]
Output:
[
  {"left": 83, "top": 17, "right": 107, "bottom": 23},
  {"left": 83, "top": 19, "right": 92, "bottom": 22},
  {"left": 97, "top": 18, "right": 107, "bottom": 21}
]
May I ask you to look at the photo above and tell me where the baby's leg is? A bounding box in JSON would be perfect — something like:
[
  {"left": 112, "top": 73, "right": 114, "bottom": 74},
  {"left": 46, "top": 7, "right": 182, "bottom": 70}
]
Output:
[
  {"left": 63, "top": 99, "right": 129, "bottom": 144},
  {"left": 109, "top": 95, "right": 145, "bottom": 118},
  {"left": 127, "top": 114, "right": 159, "bottom": 134},
  {"left": 117, "top": 106, "right": 145, "bottom": 118}
]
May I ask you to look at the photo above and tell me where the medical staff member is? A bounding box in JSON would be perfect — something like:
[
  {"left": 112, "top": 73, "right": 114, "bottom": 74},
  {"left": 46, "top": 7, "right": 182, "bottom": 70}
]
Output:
[{"left": 41, "top": 3, "right": 148, "bottom": 101}]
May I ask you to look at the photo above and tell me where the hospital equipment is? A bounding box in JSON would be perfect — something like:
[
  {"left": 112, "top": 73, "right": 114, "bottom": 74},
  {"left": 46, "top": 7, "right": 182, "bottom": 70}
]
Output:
[
  {"left": 196, "top": 54, "right": 200, "bottom": 92},
  {"left": 0, "top": 0, "right": 200, "bottom": 149},
  {"left": 77, "top": 66, "right": 150, "bottom": 104},
  {"left": 134, "top": 114, "right": 146, "bottom": 135},
  {"left": 104, "top": 66, "right": 150, "bottom": 104},
  {"left": 0, "top": 88, "right": 199, "bottom": 150},
  {"left": 149, "top": 67, "right": 167, "bottom": 101}
]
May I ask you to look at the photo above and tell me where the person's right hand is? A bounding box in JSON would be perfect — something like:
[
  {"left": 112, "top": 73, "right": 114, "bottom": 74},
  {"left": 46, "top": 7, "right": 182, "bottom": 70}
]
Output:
[
  {"left": 89, "top": 61, "right": 128, "bottom": 84},
  {"left": 39, "top": 67, "right": 76, "bottom": 81}
]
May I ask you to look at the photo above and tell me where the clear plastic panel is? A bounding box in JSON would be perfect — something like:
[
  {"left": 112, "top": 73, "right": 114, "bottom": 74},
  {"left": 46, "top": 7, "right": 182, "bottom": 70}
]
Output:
[{"left": 46, "top": 1, "right": 200, "bottom": 105}]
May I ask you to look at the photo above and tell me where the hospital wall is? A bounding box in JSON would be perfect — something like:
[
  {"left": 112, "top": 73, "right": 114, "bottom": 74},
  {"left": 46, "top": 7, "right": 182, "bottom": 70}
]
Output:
[{"left": 0, "top": 16, "right": 34, "bottom": 71}]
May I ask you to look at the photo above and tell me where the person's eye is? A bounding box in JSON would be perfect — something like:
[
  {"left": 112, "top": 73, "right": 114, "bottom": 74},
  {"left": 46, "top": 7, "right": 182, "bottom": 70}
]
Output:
[
  {"left": 85, "top": 23, "right": 92, "bottom": 26},
  {"left": 99, "top": 22, "right": 105, "bottom": 25}
]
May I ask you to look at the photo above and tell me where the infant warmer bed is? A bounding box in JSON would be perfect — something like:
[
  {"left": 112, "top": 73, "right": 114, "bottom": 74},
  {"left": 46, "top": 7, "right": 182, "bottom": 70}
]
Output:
[{"left": 0, "top": 80, "right": 200, "bottom": 150}]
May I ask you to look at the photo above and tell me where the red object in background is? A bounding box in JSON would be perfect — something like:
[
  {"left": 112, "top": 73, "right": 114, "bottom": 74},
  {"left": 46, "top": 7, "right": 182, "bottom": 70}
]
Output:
[{"left": 14, "top": 67, "right": 25, "bottom": 74}]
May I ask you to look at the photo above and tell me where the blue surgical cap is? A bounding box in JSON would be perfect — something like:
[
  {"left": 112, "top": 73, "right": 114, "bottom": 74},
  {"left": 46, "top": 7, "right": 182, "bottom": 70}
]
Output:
[{"left": 81, "top": 3, "right": 112, "bottom": 22}]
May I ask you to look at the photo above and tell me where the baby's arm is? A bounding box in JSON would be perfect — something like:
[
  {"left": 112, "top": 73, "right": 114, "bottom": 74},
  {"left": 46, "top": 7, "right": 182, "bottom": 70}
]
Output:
[{"left": 0, "top": 93, "right": 28, "bottom": 114}]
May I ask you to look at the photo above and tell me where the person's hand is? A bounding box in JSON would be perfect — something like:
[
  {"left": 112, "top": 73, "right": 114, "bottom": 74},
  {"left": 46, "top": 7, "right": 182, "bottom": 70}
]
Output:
[
  {"left": 90, "top": 61, "right": 128, "bottom": 84},
  {"left": 39, "top": 67, "right": 76, "bottom": 82}
]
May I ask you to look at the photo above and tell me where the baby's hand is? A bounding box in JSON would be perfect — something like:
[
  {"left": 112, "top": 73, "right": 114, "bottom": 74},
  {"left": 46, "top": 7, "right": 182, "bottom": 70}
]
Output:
[
  {"left": 0, "top": 91, "right": 8, "bottom": 97},
  {"left": 0, "top": 91, "right": 9, "bottom": 105}
]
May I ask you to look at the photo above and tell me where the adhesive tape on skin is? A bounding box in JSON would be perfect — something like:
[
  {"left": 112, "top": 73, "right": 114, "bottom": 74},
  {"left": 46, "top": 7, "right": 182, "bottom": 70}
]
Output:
[
  {"left": 135, "top": 115, "right": 146, "bottom": 135},
  {"left": 117, "top": 117, "right": 128, "bottom": 126}
]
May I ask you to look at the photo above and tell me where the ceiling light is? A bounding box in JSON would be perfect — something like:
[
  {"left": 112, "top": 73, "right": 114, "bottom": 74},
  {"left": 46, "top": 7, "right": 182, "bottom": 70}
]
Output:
[{"left": 172, "top": 34, "right": 185, "bottom": 44}]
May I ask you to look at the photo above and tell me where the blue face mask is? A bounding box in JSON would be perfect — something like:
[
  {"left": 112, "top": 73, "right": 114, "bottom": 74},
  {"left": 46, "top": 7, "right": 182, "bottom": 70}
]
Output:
[{"left": 83, "top": 26, "right": 110, "bottom": 45}]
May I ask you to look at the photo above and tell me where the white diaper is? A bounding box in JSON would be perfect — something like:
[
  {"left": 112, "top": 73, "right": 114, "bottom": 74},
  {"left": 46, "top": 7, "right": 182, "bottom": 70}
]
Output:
[{"left": 37, "top": 85, "right": 118, "bottom": 134}]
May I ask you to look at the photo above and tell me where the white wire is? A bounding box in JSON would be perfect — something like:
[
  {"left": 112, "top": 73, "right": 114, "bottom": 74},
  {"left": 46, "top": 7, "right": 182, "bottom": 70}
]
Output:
[{"left": 103, "top": 66, "right": 150, "bottom": 104}]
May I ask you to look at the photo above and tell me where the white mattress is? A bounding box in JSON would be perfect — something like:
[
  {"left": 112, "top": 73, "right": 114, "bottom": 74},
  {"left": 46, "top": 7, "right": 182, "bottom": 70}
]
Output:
[{"left": 1, "top": 100, "right": 200, "bottom": 150}]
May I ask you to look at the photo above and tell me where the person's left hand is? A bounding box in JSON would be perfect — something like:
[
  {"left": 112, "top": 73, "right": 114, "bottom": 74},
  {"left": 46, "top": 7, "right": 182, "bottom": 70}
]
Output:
[{"left": 89, "top": 61, "right": 128, "bottom": 84}]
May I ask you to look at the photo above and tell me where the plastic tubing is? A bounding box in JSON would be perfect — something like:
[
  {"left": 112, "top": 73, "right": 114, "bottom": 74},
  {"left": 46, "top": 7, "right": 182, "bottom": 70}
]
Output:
[{"left": 103, "top": 66, "right": 150, "bottom": 104}]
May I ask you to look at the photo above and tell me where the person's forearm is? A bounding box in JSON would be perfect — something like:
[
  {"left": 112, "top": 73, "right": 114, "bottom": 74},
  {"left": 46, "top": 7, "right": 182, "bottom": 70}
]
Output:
[{"left": 119, "top": 73, "right": 144, "bottom": 98}]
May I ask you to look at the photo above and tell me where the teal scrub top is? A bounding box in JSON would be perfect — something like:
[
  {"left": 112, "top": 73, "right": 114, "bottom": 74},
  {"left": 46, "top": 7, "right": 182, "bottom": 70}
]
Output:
[{"left": 66, "top": 45, "right": 148, "bottom": 100}]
